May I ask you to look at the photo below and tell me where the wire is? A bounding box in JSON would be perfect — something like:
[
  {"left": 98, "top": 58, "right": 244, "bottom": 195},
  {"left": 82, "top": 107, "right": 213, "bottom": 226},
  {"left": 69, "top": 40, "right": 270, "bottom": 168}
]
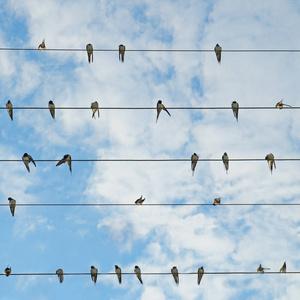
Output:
[
  {"left": 1, "top": 47, "right": 300, "bottom": 52},
  {"left": 0, "top": 106, "right": 299, "bottom": 110},
  {"left": 0, "top": 158, "right": 299, "bottom": 162},
  {"left": 1, "top": 271, "right": 299, "bottom": 276},
  {"left": 1, "top": 203, "right": 300, "bottom": 207}
]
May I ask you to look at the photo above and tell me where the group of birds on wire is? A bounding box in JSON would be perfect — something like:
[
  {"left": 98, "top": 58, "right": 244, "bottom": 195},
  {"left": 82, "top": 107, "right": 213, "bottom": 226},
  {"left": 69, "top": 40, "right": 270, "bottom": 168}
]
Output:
[
  {"left": 0, "top": 99, "right": 293, "bottom": 122},
  {"left": 2, "top": 262, "right": 288, "bottom": 285}
]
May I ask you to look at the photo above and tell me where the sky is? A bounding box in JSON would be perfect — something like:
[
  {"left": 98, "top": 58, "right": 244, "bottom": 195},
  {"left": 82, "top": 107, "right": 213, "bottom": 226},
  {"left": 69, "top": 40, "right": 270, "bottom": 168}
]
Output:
[{"left": 0, "top": 0, "right": 300, "bottom": 299}]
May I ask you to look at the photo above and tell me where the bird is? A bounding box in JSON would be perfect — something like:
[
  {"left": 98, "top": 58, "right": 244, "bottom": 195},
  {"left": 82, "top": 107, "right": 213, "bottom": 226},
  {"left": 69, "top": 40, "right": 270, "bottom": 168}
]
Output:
[
  {"left": 8, "top": 197, "right": 16, "bottom": 217},
  {"left": 90, "top": 266, "right": 98, "bottom": 284},
  {"left": 214, "top": 44, "right": 222, "bottom": 63},
  {"left": 48, "top": 100, "right": 55, "bottom": 119},
  {"left": 115, "top": 265, "right": 122, "bottom": 284},
  {"left": 86, "top": 43, "right": 93, "bottom": 63},
  {"left": 257, "top": 264, "right": 270, "bottom": 273},
  {"left": 222, "top": 152, "right": 229, "bottom": 173},
  {"left": 280, "top": 262, "right": 286, "bottom": 273},
  {"left": 191, "top": 153, "right": 199, "bottom": 176},
  {"left": 22, "top": 153, "right": 36, "bottom": 172},
  {"left": 197, "top": 266, "right": 204, "bottom": 285},
  {"left": 134, "top": 266, "right": 143, "bottom": 284},
  {"left": 265, "top": 153, "right": 276, "bottom": 173},
  {"left": 275, "top": 100, "right": 292, "bottom": 109},
  {"left": 156, "top": 100, "right": 171, "bottom": 122},
  {"left": 171, "top": 266, "right": 179, "bottom": 285},
  {"left": 135, "top": 196, "right": 145, "bottom": 205},
  {"left": 56, "top": 154, "right": 72, "bottom": 173},
  {"left": 213, "top": 198, "right": 221, "bottom": 206},
  {"left": 119, "top": 44, "right": 126, "bottom": 62},
  {"left": 6, "top": 100, "right": 13, "bottom": 120},
  {"left": 231, "top": 101, "right": 239, "bottom": 121},
  {"left": 56, "top": 268, "right": 64, "bottom": 283},
  {"left": 91, "top": 101, "right": 100, "bottom": 118},
  {"left": 38, "top": 39, "right": 46, "bottom": 50},
  {"left": 4, "top": 267, "right": 11, "bottom": 277}
]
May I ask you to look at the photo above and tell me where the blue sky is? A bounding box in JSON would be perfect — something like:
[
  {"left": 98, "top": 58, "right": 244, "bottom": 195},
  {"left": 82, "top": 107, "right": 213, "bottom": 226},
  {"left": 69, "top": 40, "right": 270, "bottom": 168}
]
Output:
[{"left": 1, "top": 0, "right": 300, "bottom": 299}]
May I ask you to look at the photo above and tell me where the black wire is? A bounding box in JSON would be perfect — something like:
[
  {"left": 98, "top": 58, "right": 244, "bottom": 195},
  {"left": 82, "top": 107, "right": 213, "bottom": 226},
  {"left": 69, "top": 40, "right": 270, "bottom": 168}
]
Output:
[{"left": 1, "top": 47, "right": 300, "bottom": 52}]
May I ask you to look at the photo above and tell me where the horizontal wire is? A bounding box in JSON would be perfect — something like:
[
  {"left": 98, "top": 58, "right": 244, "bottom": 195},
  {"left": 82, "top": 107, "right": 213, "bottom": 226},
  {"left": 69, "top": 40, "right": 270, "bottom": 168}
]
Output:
[
  {"left": 1, "top": 48, "right": 300, "bottom": 52},
  {"left": 1, "top": 271, "right": 299, "bottom": 276},
  {"left": 0, "top": 158, "right": 299, "bottom": 162},
  {"left": 1, "top": 203, "right": 300, "bottom": 207},
  {"left": 0, "top": 106, "right": 299, "bottom": 110}
]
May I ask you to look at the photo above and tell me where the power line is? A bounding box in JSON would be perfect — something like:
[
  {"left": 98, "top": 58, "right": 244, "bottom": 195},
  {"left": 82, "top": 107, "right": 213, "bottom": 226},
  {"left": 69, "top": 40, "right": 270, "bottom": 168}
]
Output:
[
  {"left": 1, "top": 271, "right": 299, "bottom": 276},
  {"left": 1, "top": 47, "right": 300, "bottom": 52},
  {"left": 0, "top": 106, "right": 299, "bottom": 110}
]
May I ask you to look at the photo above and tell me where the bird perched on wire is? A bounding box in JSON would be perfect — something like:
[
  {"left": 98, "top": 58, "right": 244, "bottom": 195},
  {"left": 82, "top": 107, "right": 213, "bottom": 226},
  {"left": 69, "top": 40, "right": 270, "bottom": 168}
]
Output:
[
  {"left": 119, "top": 44, "right": 126, "bottom": 62},
  {"left": 56, "top": 154, "right": 72, "bottom": 173},
  {"left": 56, "top": 268, "right": 64, "bottom": 283},
  {"left": 275, "top": 100, "right": 292, "bottom": 109},
  {"left": 214, "top": 44, "right": 222, "bottom": 63},
  {"left": 38, "top": 39, "right": 46, "bottom": 50},
  {"left": 22, "top": 153, "right": 36, "bottom": 172},
  {"left": 135, "top": 196, "right": 145, "bottom": 205},
  {"left": 48, "top": 100, "right": 55, "bottom": 119},
  {"left": 4, "top": 267, "right": 11, "bottom": 277},
  {"left": 213, "top": 198, "right": 221, "bottom": 206},
  {"left": 257, "top": 264, "right": 270, "bottom": 273},
  {"left": 191, "top": 153, "right": 199, "bottom": 176},
  {"left": 222, "top": 152, "right": 229, "bottom": 173},
  {"left": 171, "top": 266, "right": 179, "bottom": 285},
  {"left": 265, "top": 153, "right": 276, "bottom": 173},
  {"left": 197, "top": 266, "right": 204, "bottom": 285},
  {"left": 231, "top": 101, "right": 239, "bottom": 121},
  {"left": 86, "top": 43, "right": 93, "bottom": 63},
  {"left": 8, "top": 197, "right": 16, "bottom": 217},
  {"left": 279, "top": 262, "right": 286, "bottom": 273},
  {"left": 115, "top": 265, "right": 122, "bottom": 284},
  {"left": 91, "top": 101, "right": 100, "bottom": 118},
  {"left": 156, "top": 100, "right": 171, "bottom": 123},
  {"left": 134, "top": 266, "right": 143, "bottom": 284},
  {"left": 90, "top": 266, "right": 98, "bottom": 284},
  {"left": 6, "top": 100, "right": 13, "bottom": 120}
]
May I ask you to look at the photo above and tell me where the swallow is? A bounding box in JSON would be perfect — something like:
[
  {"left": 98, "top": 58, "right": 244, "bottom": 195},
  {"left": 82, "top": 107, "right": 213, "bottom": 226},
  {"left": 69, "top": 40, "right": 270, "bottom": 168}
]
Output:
[
  {"left": 6, "top": 100, "right": 13, "bottom": 120},
  {"left": 38, "top": 39, "right": 46, "bottom": 50},
  {"left": 275, "top": 100, "right": 292, "bottom": 109},
  {"left": 115, "top": 265, "right": 122, "bottom": 284},
  {"left": 191, "top": 153, "right": 199, "bottom": 176},
  {"left": 8, "top": 197, "right": 16, "bottom": 217},
  {"left": 48, "top": 100, "right": 55, "bottom": 119},
  {"left": 134, "top": 266, "right": 143, "bottom": 284},
  {"left": 56, "top": 154, "right": 72, "bottom": 173},
  {"left": 90, "top": 266, "right": 98, "bottom": 284},
  {"left": 91, "top": 101, "right": 100, "bottom": 118},
  {"left": 119, "top": 44, "right": 126, "bottom": 62},
  {"left": 4, "top": 267, "right": 11, "bottom": 277},
  {"left": 171, "top": 266, "right": 179, "bottom": 285},
  {"left": 156, "top": 100, "right": 171, "bottom": 123},
  {"left": 86, "top": 43, "right": 93, "bottom": 63},
  {"left": 135, "top": 196, "right": 145, "bottom": 205},
  {"left": 56, "top": 268, "right": 64, "bottom": 283},
  {"left": 22, "top": 153, "right": 36, "bottom": 172},
  {"left": 257, "top": 264, "right": 270, "bottom": 273},
  {"left": 214, "top": 44, "right": 222, "bottom": 63},
  {"left": 197, "top": 266, "right": 204, "bottom": 285},
  {"left": 222, "top": 152, "right": 229, "bottom": 173},
  {"left": 265, "top": 153, "right": 276, "bottom": 173},
  {"left": 280, "top": 262, "right": 286, "bottom": 273},
  {"left": 213, "top": 197, "right": 221, "bottom": 206},
  {"left": 231, "top": 101, "right": 239, "bottom": 121}
]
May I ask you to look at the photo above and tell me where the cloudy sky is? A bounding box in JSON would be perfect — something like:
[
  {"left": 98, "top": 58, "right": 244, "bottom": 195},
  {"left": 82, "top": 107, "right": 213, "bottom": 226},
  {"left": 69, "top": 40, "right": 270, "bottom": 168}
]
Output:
[{"left": 0, "top": 0, "right": 300, "bottom": 299}]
